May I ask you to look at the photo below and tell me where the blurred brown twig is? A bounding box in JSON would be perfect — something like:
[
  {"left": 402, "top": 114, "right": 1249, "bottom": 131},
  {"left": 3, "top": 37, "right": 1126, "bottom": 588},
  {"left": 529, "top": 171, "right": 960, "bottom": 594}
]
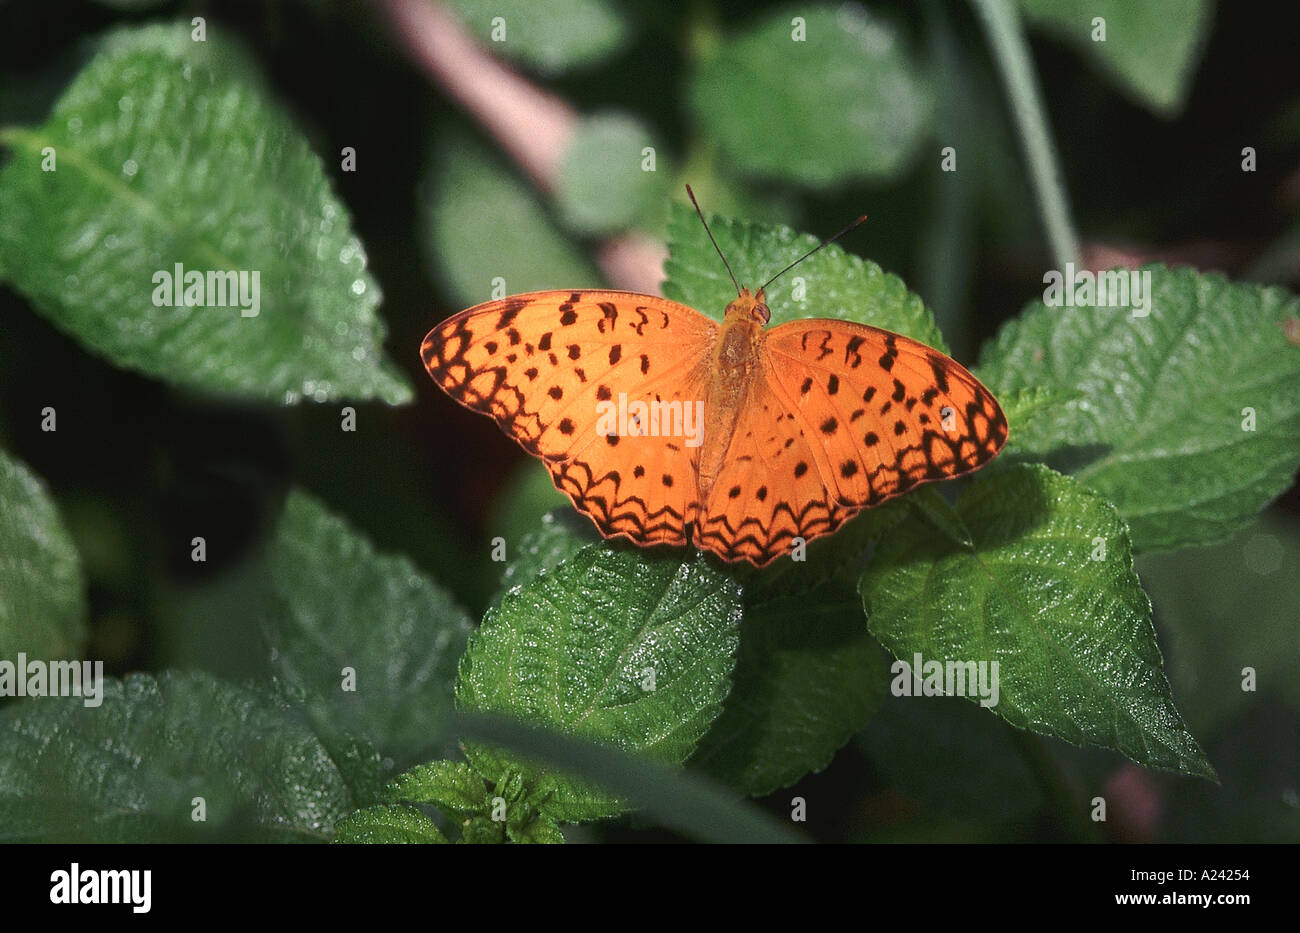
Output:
[{"left": 378, "top": 0, "right": 667, "bottom": 295}]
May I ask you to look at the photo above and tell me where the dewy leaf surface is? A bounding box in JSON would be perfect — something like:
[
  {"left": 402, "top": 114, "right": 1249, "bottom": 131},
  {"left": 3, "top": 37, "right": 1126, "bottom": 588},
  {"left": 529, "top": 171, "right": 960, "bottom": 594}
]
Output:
[
  {"left": 498, "top": 512, "right": 894, "bottom": 798},
  {"left": 332, "top": 805, "right": 449, "bottom": 844},
  {"left": 384, "top": 759, "right": 491, "bottom": 816},
  {"left": 457, "top": 545, "right": 742, "bottom": 822},
  {"left": 260, "top": 491, "right": 473, "bottom": 764},
  {"left": 977, "top": 265, "right": 1300, "bottom": 551},
  {"left": 0, "top": 671, "right": 360, "bottom": 842},
  {"left": 0, "top": 23, "right": 410, "bottom": 404},
  {"left": 860, "top": 463, "right": 1214, "bottom": 779}
]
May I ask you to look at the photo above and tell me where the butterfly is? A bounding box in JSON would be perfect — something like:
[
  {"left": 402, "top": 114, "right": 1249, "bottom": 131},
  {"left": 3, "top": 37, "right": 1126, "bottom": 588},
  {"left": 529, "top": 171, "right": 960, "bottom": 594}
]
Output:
[{"left": 422, "top": 195, "right": 1007, "bottom": 567}]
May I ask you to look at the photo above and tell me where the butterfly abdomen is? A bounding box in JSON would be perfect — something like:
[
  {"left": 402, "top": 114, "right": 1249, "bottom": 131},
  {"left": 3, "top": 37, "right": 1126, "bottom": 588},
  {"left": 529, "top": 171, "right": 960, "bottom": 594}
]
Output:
[{"left": 697, "top": 316, "right": 765, "bottom": 500}]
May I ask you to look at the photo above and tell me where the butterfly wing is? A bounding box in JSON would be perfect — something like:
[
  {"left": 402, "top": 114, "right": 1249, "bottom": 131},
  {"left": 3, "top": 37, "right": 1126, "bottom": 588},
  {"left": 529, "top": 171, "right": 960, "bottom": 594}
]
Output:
[
  {"left": 421, "top": 290, "right": 718, "bottom": 547},
  {"left": 697, "top": 319, "right": 1007, "bottom": 566},
  {"left": 695, "top": 373, "right": 859, "bottom": 565}
]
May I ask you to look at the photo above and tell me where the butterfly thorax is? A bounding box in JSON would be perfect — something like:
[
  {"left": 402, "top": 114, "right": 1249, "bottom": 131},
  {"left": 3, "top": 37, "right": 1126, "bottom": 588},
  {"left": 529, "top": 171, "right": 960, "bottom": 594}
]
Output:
[
  {"left": 698, "top": 290, "right": 771, "bottom": 501},
  {"left": 712, "top": 287, "right": 770, "bottom": 386}
]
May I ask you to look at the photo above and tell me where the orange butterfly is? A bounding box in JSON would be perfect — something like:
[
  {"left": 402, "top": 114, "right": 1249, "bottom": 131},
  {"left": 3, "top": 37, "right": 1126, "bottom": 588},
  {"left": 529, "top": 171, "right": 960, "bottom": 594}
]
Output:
[{"left": 422, "top": 196, "right": 1007, "bottom": 567}]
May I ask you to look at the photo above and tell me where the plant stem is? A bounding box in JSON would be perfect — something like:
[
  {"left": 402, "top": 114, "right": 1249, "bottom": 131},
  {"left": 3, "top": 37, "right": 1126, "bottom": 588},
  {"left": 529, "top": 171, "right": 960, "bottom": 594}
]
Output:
[
  {"left": 1006, "top": 725, "right": 1103, "bottom": 842},
  {"left": 969, "top": 0, "right": 1081, "bottom": 270},
  {"left": 918, "top": 0, "right": 977, "bottom": 355}
]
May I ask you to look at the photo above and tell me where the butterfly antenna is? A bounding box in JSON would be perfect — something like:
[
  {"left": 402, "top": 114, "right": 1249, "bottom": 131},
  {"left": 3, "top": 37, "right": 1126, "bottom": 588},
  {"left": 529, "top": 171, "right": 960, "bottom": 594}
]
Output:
[
  {"left": 760, "top": 214, "right": 869, "bottom": 292},
  {"left": 686, "top": 185, "right": 741, "bottom": 296}
]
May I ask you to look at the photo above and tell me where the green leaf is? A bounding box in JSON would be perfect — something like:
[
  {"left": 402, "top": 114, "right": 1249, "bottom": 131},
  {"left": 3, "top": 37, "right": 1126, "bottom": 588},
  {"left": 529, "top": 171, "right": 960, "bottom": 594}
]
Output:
[
  {"left": 0, "top": 671, "right": 360, "bottom": 842},
  {"left": 977, "top": 265, "right": 1300, "bottom": 552},
  {"left": 1138, "top": 515, "right": 1300, "bottom": 736},
  {"left": 997, "top": 385, "right": 1078, "bottom": 453},
  {"left": 690, "top": 4, "right": 932, "bottom": 187},
  {"left": 690, "top": 587, "right": 889, "bottom": 796},
  {"left": 506, "top": 813, "right": 565, "bottom": 844},
  {"left": 456, "top": 546, "right": 743, "bottom": 822},
  {"left": 860, "top": 463, "right": 1214, "bottom": 779},
  {"left": 0, "top": 23, "right": 410, "bottom": 405},
  {"left": 0, "top": 450, "right": 86, "bottom": 659},
  {"left": 663, "top": 201, "right": 948, "bottom": 353},
  {"left": 260, "top": 491, "right": 473, "bottom": 764},
  {"left": 272, "top": 677, "right": 389, "bottom": 808},
  {"left": 457, "top": 710, "right": 805, "bottom": 842},
  {"left": 495, "top": 509, "right": 599, "bottom": 600},
  {"left": 1018, "top": 0, "right": 1212, "bottom": 116},
  {"left": 384, "top": 760, "right": 491, "bottom": 816},
  {"left": 444, "top": 0, "right": 630, "bottom": 75},
  {"left": 421, "top": 127, "right": 602, "bottom": 309},
  {"left": 459, "top": 814, "right": 506, "bottom": 843},
  {"left": 496, "top": 512, "right": 892, "bottom": 798},
  {"left": 555, "top": 113, "right": 666, "bottom": 235},
  {"left": 332, "top": 805, "right": 449, "bottom": 844}
]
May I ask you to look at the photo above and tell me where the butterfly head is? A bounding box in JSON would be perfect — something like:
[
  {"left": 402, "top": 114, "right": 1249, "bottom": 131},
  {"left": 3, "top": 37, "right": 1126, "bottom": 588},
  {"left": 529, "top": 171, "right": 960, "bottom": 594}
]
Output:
[
  {"left": 686, "top": 184, "right": 866, "bottom": 333},
  {"left": 724, "top": 287, "right": 771, "bottom": 326}
]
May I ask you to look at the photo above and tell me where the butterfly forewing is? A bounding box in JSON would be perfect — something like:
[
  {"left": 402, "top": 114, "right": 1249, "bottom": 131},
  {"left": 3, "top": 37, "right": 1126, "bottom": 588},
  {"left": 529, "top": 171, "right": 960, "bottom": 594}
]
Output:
[
  {"left": 762, "top": 319, "right": 1008, "bottom": 509},
  {"left": 421, "top": 290, "right": 717, "bottom": 547}
]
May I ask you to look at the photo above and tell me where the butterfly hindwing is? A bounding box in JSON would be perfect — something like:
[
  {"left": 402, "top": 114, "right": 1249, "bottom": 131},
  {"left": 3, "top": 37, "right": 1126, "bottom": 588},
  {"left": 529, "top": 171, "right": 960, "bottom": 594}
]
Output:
[{"left": 696, "top": 374, "right": 856, "bottom": 564}]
